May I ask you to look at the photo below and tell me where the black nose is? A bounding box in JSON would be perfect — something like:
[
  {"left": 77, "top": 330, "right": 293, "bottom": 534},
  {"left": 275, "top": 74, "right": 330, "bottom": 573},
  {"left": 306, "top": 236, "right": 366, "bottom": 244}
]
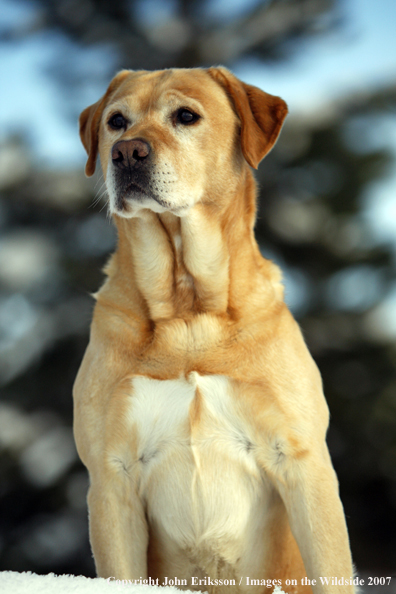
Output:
[{"left": 111, "top": 139, "right": 151, "bottom": 169}]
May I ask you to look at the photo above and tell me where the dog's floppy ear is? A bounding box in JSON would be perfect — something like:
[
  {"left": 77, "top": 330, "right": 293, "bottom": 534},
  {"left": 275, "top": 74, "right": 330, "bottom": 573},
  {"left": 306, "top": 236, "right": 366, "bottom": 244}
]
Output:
[
  {"left": 79, "top": 70, "right": 131, "bottom": 177},
  {"left": 207, "top": 67, "right": 288, "bottom": 169}
]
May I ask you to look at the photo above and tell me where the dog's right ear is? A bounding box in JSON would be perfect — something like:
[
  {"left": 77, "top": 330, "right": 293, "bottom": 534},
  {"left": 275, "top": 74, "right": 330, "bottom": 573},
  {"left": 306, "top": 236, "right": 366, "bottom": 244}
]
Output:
[{"left": 79, "top": 70, "right": 131, "bottom": 177}]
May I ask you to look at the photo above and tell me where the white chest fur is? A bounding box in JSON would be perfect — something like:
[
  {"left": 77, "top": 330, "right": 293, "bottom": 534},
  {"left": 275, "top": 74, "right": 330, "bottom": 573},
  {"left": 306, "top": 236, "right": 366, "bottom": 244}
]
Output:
[{"left": 124, "top": 372, "right": 269, "bottom": 568}]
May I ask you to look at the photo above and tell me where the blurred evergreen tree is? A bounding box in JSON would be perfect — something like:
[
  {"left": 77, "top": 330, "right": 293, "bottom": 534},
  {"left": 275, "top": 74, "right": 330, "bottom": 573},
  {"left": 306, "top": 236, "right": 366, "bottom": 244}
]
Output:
[{"left": 0, "top": 0, "right": 395, "bottom": 579}]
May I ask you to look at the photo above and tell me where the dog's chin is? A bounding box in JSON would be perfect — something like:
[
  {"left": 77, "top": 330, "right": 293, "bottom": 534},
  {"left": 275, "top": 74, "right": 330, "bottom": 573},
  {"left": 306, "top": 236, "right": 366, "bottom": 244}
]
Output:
[{"left": 110, "top": 187, "right": 190, "bottom": 218}]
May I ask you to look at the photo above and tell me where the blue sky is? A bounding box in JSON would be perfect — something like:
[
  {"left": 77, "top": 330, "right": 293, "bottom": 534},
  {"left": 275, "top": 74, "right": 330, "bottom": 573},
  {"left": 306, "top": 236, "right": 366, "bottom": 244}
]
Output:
[{"left": 235, "top": 0, "right": 396, "bottom": 112}]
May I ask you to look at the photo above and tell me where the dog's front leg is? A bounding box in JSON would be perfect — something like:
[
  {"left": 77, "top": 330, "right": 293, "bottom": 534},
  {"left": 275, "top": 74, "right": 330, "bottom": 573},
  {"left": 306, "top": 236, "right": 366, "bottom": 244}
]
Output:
[
  {"left": 275, "top": 448, "right": 354, "bottom": 593},
  {"left": 88, "top": 473, "right": 148, "bottom": 579}
]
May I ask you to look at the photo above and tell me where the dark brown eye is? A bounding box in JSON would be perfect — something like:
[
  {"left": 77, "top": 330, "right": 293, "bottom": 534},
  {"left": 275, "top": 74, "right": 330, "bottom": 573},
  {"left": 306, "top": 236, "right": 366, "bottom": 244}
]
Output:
[
  {"left": 176, "top": 108, "right": 200, "bottom": 125},
  {"left": 108, "top": 113, "right": 127, "bottom": 130}
]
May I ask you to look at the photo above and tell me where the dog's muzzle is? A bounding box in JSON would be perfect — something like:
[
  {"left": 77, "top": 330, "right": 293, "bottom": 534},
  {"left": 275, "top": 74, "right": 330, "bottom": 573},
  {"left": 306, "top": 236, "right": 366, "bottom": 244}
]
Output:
[{"left": 111, "top": 138, "right": 153, "bottom": 211}]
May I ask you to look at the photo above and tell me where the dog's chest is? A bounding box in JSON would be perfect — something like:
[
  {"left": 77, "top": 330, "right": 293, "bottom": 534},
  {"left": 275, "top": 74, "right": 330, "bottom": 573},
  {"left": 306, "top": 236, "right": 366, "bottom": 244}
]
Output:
[{"left": 125, "top": 372, "right": 265, "bottom": 555}]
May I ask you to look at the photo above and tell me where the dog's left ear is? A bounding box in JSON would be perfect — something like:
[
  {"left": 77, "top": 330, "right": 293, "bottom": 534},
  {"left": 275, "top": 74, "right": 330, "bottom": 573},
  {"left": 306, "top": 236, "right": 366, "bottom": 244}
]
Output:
[
  {"left": 207, "top": 67, "right": 288, "bottom": 169},
  {"left": 79, "top": 70, "right": 131, "bottom": 177}
]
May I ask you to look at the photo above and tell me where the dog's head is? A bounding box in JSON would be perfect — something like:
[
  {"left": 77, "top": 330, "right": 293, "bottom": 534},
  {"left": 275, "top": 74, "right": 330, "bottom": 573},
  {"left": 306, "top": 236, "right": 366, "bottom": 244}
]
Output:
[{"left": 79, "top": 67, "right": 287, "bottom": 218}]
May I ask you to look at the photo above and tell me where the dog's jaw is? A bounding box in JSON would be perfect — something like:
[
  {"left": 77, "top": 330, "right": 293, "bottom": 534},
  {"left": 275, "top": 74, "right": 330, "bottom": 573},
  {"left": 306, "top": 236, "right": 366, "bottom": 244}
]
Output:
[{"left": 106, "top": 159, "right": 199, "bottom": 218}]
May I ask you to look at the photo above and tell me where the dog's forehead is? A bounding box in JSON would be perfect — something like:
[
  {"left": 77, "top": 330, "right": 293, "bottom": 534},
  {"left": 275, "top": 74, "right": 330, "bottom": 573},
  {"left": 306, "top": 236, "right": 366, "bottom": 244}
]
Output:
[{"left": 109, "top": 68, "right": 232, "bottom": 113}]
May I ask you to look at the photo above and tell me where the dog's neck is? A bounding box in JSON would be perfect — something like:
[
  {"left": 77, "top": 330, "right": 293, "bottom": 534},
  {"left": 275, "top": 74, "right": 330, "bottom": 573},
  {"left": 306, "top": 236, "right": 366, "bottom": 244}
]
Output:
[{"left": 103, "top": 169, "right": 283, "bottom": 323}]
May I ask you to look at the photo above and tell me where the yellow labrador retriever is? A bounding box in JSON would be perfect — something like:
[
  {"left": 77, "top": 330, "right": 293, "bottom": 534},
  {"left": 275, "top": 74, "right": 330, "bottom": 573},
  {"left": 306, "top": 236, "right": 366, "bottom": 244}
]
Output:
[{"left": 74, "top": 67, "right": 355, "bottom": 593}]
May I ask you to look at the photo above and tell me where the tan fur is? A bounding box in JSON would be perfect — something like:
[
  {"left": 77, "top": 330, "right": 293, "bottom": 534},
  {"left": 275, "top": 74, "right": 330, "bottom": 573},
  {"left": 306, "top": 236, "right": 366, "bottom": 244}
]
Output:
[{"left": 74, "top": 67, "right": 355, "bottom": 593}]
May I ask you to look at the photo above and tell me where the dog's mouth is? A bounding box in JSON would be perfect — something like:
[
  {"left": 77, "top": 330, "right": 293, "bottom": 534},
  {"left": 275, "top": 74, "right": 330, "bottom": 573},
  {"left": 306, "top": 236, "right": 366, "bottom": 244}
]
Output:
[
  {"left": 115, "top": 181, "right": 149, "bottom": 209},
  {"left": 124, "top": 181, "right": 147, "bottom": 198},
  {"left": 115, "top": 181, "right": 173, "bottom": 213}
]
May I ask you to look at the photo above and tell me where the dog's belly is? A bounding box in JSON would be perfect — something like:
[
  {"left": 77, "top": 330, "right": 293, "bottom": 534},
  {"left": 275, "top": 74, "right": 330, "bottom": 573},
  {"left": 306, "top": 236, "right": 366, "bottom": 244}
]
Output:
[{"left": 126, "top": 372, "right": 271, "bottom": 584}]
